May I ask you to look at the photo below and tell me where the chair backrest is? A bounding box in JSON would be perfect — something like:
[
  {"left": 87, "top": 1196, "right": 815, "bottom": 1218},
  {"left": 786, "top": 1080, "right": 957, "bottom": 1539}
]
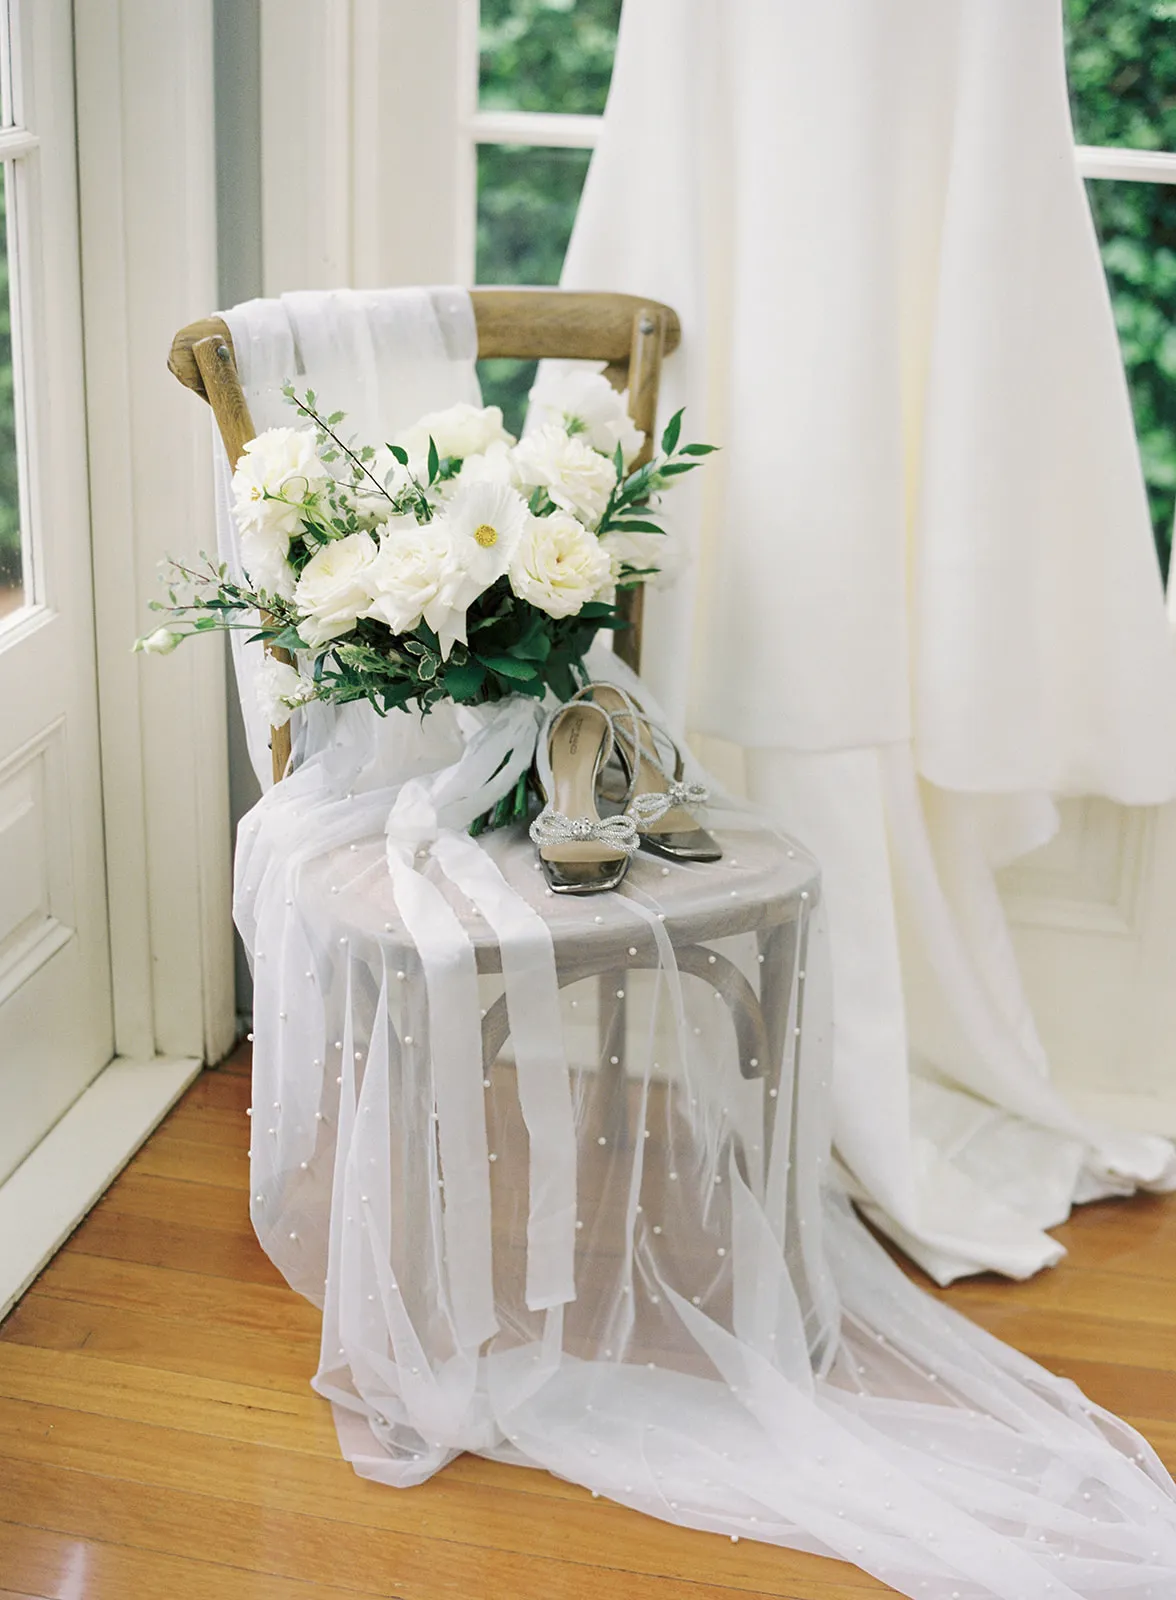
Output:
[{"left": 169, "top": 287, "right": 680, "bottom": 781}]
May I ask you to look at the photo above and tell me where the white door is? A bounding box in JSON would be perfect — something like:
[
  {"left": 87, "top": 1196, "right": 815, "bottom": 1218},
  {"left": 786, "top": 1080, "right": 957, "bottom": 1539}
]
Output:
[{"left": 0, "top": 0, "right": 112, "bottom": 1181}]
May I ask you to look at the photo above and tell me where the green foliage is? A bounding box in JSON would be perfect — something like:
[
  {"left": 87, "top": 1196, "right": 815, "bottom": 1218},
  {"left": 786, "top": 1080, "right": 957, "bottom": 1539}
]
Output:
[
  {"left": 0, "top": 168, "right": 20, "bottom": 598},
  {"left": 1065, "top": 0, "right": 1176, "bottom": 575},
  {"left": 479, "top": 0, "right": 622, "bottom": 115}
]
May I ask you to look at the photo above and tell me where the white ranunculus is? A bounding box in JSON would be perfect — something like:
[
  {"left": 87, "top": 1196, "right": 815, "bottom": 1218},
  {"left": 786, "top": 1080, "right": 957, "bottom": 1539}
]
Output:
[
  {"left": 436, "top": 479, "right": 530, "bottom": 602},
  {"left": 254, "top": 656, "right": 313, "bottom": 728},
  {"left": 293, "top": 532, "right": 380, "bottom": 647},
  {"left": 135, "top": 626, "right": 182, "bottom": 655},
  {"left": 394, "top": 402, "right": 513, "bottom": 465},
  {"left": 233, "top": 426, "right": 329, "bottom": 595},
  {"left": 509, "top": 511, "right": 612, "bottom": 619},
  {"left": 363, "top": 517, "right": 466, "bottom": 641},
  {"left": 527, "top": 368, "right": 645, "bottom": 466},
  {"left": 511, "top": 424, "right": 617, "bottom": 527},
  {"left": 232, "top": 427, "right": 329, "bottom": 541}
]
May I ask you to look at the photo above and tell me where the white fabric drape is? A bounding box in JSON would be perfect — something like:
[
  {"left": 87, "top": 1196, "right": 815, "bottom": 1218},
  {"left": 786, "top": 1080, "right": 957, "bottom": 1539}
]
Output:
[
  {"left": 558, "top": 0, "right": 1176, "bottom": 1280},
  {"left": 215, "top": 288, "right": 1176, "bottom": 1600}
]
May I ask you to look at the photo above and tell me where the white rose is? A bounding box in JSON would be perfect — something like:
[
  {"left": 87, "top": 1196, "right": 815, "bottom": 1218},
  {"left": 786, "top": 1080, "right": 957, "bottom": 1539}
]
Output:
[
  {"left": 293, "top": 532, "right": 379, "bottom": 647},
  {"left": 527, "top": 368, "right": 645, "bottom": 466},
  {"left": 135, "top": 626, "right": 182, "bottom": 655},
  {"left": 445, "top": 439, "right": 521, "bottom": 496},
  {"left": 509, "top": 511, "right": 612, "bottom": 619},
  {"left": 364, "top": 517, "right": 465, "bottom": 638},
  {"left": 254, "top": 656, "right": 314, "bottom": 728},
  {"left": 511, "top": 424, "right": 617, "bottom": 527},
  {"left": 395, "top": 402, "right": 513, "bottom": 465}
]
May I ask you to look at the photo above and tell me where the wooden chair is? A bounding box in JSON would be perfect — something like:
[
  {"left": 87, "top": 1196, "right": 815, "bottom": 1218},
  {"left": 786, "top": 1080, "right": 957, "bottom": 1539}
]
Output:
[{"left": 169, "top": 288, "right": 806, "bottom": 1158}]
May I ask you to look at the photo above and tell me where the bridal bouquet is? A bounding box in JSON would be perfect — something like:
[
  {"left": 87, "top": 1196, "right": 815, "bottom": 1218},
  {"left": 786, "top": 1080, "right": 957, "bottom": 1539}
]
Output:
[{"left": 139, "top": 372, "right": 714, "bottom": 736}]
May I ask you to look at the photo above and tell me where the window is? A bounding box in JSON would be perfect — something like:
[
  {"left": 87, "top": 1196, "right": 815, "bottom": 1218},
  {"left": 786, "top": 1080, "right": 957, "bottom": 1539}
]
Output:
[
  {"left": 1065, "top": 0, "right": 1176, "bottom": 581},
  {"left": 462, "top": 0, "right": 622, "bottom": 431},
  {"left": 0, "top": 1, "right": 29, "bottom": 624}
]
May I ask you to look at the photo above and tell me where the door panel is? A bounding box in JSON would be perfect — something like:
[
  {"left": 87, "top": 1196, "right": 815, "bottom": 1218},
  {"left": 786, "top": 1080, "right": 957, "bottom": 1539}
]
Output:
[{"left": 0, "top": 0, "right": 112, "bottom": 1182}]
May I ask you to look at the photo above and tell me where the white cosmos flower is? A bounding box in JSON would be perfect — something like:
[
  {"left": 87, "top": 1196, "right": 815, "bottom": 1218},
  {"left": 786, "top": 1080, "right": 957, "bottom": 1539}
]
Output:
[
  {"left": 436, "top": 479, "right": 530, "bottom": 604},
  {"left": 528, "top": 368, "right": 645, "bottom": 466},
  {"left": 511, "top": 424, "right": 617, "bottom": 528},
  {"left": 255, "top": 657, "right": 315, "bottom": 728},
  {"left": 509, "top": 511, "right": 612, "bottom": 619},
  {"left": 394, "top": 402, "right": 513, "bottom": 465},
  {"left": 363, "top": 517, "right": 466, "bottom": 644},
  {"left": 293, "top": 532, "right": 380, "bottom": 647}
]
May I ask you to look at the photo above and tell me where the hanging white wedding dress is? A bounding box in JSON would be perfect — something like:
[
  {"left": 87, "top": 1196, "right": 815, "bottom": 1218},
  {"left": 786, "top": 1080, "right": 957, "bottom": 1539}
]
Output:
[
  {"left": 215, "top": 287, "right": 1176, "bottom": 1600},
  {"left": 553, "top": 0, "right": 1176, "bottom": 1282}
]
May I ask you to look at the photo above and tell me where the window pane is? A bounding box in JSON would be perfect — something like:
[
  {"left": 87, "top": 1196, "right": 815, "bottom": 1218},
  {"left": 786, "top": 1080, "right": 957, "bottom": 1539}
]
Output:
[
  {"left": 479, "top": 0, "right": 622, "bottom": 116},
  {"left": 1086, "top": 178, "right": 1176, "bottom": 580},
  {"left": 1064, "top": 0, "right": 1176, "bottom": 153},
  {"left": 476, "top": 143, "right": 593, "bottom": 432},
  {"left": 0, "top": 164, "right": 22, "bottom": 620}
]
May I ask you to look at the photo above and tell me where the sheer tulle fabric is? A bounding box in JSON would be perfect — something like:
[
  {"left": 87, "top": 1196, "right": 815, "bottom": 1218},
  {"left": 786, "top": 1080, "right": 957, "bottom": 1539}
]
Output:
[{"left": 220, "top": 289, "right": 1176, "bottom": 1599}]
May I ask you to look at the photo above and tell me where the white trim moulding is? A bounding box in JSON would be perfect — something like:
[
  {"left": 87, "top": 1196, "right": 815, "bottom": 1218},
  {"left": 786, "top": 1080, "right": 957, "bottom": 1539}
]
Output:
[
  {"left": 468, "top": 110, "right": 602, "bottom": 150},
  {"left": 0, "top": 1054, "right": 202, "bottom": 1318}
]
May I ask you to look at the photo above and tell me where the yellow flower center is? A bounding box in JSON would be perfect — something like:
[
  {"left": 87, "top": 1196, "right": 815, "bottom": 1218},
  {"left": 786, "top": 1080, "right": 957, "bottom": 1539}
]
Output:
[
  {"left": 250, "top": 486, "right": 263, "bottom": 500},
  {"left": 473, "top": 523, "right": 498, "bottom": 548}
]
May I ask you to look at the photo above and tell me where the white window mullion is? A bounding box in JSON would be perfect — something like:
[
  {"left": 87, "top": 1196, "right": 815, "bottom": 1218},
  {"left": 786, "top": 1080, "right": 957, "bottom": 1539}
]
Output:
[
  {"left": 1076, "top": 146, "right": 1176, "bottom": 185},
  {"left": 470, "top": 110, "right": 601, "bottom": 150}
]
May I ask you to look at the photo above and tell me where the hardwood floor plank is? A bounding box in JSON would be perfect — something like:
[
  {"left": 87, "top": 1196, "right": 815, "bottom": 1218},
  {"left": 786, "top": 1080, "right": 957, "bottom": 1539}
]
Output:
[
  {"left": 0, "top": 1292, "right": 317, "bottom": 1396},
  {"left": 63, "top": 1205, "right": 288, "bottom": 1289},
  {"left": 27, "top": 1252, "right": 321, "bottom": 1342},
  {"left": 0, "top": 1397, "right": 887, "bottom": 1597},
  {"left": 0, "top": 1520, "right": 398, "bottom": 1600},
  {"left": 125, "top": 1131, "right": 250, "bottom": 1190},
  {"left": 0, "top": 1460, "right": 882, "bottom": 1600}
]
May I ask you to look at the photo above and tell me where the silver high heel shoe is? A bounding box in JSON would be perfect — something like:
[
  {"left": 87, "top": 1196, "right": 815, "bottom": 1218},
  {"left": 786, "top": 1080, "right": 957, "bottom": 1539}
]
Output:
[
  {"left": 530, "top": 700, "right": 639, "bottom": 894},
  {"left": 575, "top": 682, "right": 722, "bottom": 863}
]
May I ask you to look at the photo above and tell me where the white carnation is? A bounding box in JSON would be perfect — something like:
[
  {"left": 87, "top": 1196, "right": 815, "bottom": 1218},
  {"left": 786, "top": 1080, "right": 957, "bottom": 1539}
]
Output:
[
  {"left": 254, "top": 656, "right": 314, "bottom": 728},
  {"left": 395, "top": 402, "right": 513, "bottom": 465},
  {"left": 528, "top": 368, "right": 645, "bottom": 466},
  {"left": 364, "top": 517, "right": 466, "bottom": 640},
  {"left": 509, "top": 511, "right": 612, "bottom": 619},
  {"left": 512, "top": 424, "right": 617, "bottom": 527},
  {"left": 293, "top": 532, "right": 379, "bottom": 647}
]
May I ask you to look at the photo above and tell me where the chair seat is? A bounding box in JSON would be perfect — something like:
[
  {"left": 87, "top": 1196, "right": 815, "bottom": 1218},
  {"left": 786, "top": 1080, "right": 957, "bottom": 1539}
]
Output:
[{"left": 295, "top": 819, "right": 819, "bottom": 976}]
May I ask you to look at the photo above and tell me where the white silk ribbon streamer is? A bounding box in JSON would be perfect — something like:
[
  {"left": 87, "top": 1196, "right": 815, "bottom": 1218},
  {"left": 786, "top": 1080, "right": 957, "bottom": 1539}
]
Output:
[
  {"left": 382, "top": 695, "right": 565, "bottom": 1340},
  {"left": 433, "top": 830, "right": 578, "bottom": 1310}
]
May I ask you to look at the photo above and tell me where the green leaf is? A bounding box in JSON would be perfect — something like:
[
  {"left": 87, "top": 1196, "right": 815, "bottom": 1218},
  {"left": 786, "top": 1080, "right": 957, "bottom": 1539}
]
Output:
[
  {"left": 679, "top": 442, "right": 718, "bottom": 456},
  {"left": 327, "top": 411, "right": 345, "bottom": 425},
  {"left": 656, "top": 461, "right": 697, "bottom": 478},
  {"left": 443, "top": 658, "right": 486, "bottom": 702},
  {"left": 661, "top": 408, "right": 684, "bottom": 456},
  {"left": 388, "top": 444, "right": 409, "bottom": 467},
  {"left": 427, "top": 436, "right": 440, "bottom": 484},
  {"left": 476, "top": 654, "right": 540, "bottom": 681},
  {"left": 608, "top": 519, "right": 664, "bottom": 534}
]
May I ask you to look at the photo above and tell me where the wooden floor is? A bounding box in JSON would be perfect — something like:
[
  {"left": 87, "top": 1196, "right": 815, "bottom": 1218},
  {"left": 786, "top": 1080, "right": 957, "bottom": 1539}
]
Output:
[{"left": 0, "top": 1045, "right": 1173, "bottom": 1600}]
